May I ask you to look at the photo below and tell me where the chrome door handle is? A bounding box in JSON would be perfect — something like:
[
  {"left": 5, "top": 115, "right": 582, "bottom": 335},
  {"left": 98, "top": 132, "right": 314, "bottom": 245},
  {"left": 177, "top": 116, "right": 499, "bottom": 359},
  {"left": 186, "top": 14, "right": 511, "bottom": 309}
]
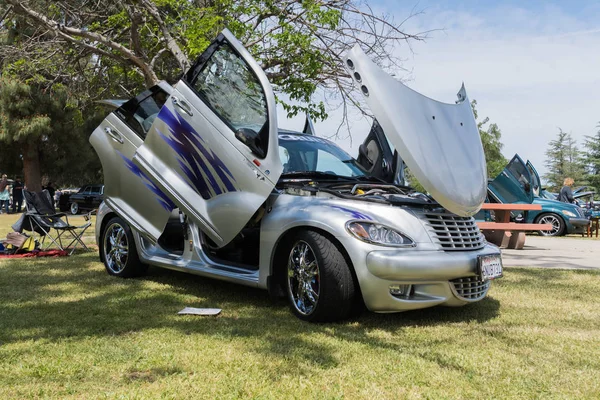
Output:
[
  {"left": 172, "top": 96, "right": 193, "bottom": 116},
  {"left": 105, "top": 127, "right": 123, "bottom": 144}
]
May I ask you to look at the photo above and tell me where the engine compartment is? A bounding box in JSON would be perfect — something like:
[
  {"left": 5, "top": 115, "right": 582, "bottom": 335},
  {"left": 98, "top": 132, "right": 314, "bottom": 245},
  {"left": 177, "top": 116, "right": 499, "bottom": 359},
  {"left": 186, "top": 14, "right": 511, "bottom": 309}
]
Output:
[{"left": 278, "top": 180, "right": 437, "bottom": 207}]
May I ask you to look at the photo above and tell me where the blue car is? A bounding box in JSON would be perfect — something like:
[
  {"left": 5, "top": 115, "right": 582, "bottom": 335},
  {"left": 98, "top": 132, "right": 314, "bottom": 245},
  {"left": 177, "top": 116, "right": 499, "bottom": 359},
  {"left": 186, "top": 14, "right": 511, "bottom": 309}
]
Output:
[{"left": 485, "top": 155, "right": 589, "bottom": 236}]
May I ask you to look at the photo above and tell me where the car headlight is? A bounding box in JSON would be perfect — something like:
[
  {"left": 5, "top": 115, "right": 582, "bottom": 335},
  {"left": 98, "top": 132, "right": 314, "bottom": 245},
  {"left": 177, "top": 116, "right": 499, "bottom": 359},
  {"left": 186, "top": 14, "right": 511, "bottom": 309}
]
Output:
[
  {"left": 561, "top": 210, "right": 576, "bottom": 218},
  {"left": 346, "top": 221, "right": 415, "bottom": 247}
]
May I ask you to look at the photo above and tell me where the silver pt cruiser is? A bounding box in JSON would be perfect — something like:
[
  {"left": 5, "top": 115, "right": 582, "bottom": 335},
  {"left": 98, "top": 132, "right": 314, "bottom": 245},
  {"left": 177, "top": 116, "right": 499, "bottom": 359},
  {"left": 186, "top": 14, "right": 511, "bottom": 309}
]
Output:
[{"left": 91, "top": 29, "right": 503, "bottom": 322}]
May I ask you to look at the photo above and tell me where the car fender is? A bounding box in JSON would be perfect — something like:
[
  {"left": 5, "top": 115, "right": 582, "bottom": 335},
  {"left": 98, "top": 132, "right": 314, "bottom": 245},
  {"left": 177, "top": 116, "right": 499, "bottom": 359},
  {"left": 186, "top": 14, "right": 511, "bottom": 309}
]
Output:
[
  {"left": 530, "top": 199, "right": 576, "bottom": 225},
  {"left": 258, "top": 194, "right": 432, "bottom": 289}
]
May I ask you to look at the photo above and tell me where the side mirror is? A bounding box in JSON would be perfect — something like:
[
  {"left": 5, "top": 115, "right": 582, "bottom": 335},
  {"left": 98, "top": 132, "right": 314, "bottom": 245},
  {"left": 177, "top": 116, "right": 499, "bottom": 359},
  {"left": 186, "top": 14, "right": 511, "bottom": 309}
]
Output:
[{"left": 235, "top": 128, "right": 265, "bottom": 158}]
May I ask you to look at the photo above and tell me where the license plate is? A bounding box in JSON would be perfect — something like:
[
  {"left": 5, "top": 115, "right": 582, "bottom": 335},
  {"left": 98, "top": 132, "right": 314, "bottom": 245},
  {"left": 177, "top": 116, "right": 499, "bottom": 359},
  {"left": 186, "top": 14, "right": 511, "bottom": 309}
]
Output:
[{"left": 478, "top": 254, "right": 503, "bottom": 281}]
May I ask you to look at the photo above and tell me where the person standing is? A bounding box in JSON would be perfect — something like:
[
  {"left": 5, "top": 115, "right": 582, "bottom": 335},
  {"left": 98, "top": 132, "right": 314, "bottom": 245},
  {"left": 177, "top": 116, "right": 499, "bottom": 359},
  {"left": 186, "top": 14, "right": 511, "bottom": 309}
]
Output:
[
  {"left": 43, "top": 182, "right": 56, "bottom": 199},
  {"left": 558, "top": 177, "right": 575, "bottom": 203},
  {"left": 11, "top": 177, "right": 23, "bottom": 213},
  {"left": 0, "top": 174, "right": 10, "bottom": 214}
]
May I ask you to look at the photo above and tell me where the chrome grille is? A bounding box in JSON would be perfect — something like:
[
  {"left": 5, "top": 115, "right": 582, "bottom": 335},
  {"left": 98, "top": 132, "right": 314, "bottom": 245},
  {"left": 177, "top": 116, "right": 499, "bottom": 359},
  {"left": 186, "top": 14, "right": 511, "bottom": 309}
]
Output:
[
  {"left": 450, "top": 276, "right": 490, "bottom": 301},
  {"left": 422, "top": 212, "right": 485, "bottom": 251}
]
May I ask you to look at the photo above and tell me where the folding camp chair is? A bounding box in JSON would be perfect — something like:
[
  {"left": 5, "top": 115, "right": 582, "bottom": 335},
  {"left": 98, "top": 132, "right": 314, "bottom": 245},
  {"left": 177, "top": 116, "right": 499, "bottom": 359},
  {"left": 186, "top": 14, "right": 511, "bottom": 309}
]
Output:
[{"left": 20, "top": 190, "right": 92, "bottom": 255}]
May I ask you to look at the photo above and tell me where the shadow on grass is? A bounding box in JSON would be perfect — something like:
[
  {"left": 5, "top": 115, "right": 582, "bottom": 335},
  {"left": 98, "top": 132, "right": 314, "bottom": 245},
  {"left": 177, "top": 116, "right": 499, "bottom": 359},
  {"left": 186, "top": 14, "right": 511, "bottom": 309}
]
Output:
[{"left": 0, "top": 252, "right": 503, "bottom": 373}]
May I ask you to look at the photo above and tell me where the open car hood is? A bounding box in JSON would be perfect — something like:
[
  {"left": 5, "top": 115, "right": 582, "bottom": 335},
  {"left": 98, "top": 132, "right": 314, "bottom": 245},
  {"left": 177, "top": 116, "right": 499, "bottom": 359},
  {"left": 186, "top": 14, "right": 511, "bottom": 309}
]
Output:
[
  {"left": 344, "top": 45, "right": 487, "bottom": 217},
  {"left": 574, "top": 191, "right": 596, "bottom": 200}
]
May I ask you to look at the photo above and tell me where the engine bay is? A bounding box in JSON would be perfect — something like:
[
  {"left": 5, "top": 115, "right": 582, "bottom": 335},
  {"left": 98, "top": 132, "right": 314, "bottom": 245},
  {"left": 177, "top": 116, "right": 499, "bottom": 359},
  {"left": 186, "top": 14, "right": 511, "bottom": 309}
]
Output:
[{"left": 277, "top": 180, "right": 437, "bottom": 207}]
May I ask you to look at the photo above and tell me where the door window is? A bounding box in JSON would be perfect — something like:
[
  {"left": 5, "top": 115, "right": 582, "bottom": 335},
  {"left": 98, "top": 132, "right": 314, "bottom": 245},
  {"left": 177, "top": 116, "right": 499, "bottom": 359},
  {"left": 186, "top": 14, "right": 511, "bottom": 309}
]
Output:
[
  {"left": 187, "top": 43, "right": 269, "bottom": 155},
  {"left": 506, "top": 157, "right": 530, "bottom": 190},
  {"left": 363, "top": 139, "right": 379, "bottom": 166},
  {"left": 115, "top": 86, "right": 170, "bottom": 139},
  {"left": 526, "top": 165, "right": 540, "bottom": 196}
]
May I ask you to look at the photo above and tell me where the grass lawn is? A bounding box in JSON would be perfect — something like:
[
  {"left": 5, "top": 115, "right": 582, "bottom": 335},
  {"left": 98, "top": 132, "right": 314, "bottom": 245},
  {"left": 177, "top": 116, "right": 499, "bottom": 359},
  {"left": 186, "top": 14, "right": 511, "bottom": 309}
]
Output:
[{"left": 1, "top": 214, "right": 600, "bottom": 399}]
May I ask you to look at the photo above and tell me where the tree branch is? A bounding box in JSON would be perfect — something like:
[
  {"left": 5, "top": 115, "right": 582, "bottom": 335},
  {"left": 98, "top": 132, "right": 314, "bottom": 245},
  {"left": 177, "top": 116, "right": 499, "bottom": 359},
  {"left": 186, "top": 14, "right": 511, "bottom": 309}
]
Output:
[
  {"left": 136, "top": 0, "right": 190, "bottom": 71},
  {"left": 124, "top": 3, "right": 147, "bottom": 60},
  {"left": 5, "top": 0, "right": 159, "bottom": 85}
]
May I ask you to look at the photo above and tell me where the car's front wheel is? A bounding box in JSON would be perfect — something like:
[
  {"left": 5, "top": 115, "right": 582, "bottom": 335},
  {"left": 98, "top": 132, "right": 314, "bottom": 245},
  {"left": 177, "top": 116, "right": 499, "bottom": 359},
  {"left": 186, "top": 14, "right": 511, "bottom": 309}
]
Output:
[
  {"left": 70, "top": 202, "right": 79, "bottom": 215},
  {"left": 284, "top": 230, "right": 356, "bottom": 322},
  {"left": 100, "top": 216, "right": 147, "bottom": 278},
  {"left": 536, "top": 213, "right": 565, "bottom": 236}
]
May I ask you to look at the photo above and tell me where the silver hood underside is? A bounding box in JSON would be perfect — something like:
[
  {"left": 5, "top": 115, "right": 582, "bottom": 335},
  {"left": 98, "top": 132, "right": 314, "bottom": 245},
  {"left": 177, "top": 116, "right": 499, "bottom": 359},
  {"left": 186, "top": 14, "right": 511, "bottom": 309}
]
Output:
[{"left": 344, "top": 45, "right": 487, "bottom": 217}]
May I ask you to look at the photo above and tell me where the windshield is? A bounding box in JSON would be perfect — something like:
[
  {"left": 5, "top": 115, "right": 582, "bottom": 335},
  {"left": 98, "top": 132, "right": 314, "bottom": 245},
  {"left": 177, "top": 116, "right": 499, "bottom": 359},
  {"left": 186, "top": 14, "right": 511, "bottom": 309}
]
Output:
[
  {"left": 540, "top": 190, "right": 556, "bottom": 200},
  {"left": 278, "top": 134, "right": 366, "bottom": 178}
]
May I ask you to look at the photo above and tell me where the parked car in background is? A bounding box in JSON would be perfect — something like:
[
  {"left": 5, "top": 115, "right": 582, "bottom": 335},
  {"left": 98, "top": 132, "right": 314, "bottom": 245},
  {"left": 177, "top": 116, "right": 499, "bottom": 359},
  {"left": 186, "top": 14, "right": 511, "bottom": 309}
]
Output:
[
  {"left": 55, "top": 187, "right": 78, "bottom": 211},
  {"left": 572, "top": 188, "right": 600, "bottom": 218},
  {"left": 89, "top": 29, "right": 501, "bottom": 322},
  {"left": 539, "top": 189, "right": 557, "bottom": 200},
  {"left": 485, "top": 155, "right": 589, "bottom": 236},
  {"left": 68, "top": 184, "right": 104, "bottom": 214}
]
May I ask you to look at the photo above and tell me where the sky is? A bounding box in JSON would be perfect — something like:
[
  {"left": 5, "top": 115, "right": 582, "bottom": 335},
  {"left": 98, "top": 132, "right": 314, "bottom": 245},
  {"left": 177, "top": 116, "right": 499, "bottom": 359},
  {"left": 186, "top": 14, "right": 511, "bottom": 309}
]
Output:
[{"left": 277, "top": 0, "right": 600, "bottom": 184}]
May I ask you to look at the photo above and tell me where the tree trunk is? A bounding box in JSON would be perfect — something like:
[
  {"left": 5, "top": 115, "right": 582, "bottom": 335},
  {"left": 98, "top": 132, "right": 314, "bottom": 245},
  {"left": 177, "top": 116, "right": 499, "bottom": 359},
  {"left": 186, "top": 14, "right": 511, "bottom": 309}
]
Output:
[{"left": 23, "top": 141, "right": 42, "bottom": 192}]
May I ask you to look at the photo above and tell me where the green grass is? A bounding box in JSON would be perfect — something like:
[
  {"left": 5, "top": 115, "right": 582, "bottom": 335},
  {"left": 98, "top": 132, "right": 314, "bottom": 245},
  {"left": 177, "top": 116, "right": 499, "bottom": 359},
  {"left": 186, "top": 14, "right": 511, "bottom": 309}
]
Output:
[{"left": 1, "top": 214, "right": 600, "bottom": 399}]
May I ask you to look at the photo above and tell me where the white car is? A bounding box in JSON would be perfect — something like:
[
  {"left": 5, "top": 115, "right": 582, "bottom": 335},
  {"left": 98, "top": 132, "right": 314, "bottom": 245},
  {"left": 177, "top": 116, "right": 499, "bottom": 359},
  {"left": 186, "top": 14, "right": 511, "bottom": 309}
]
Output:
[{"left": 91, "top": 29, "right": 502, "bottom": 322}]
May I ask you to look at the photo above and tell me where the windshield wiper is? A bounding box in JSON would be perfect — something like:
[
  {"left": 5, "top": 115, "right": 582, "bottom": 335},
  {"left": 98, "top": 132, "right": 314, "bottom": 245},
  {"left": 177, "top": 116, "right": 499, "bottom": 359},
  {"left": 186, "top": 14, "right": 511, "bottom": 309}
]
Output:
[
  {"left": 281, "top": 171, "right": 391, "bottom": 184},
  {"left": 280, "top": 171, "right": 356, "bottom": 181}
]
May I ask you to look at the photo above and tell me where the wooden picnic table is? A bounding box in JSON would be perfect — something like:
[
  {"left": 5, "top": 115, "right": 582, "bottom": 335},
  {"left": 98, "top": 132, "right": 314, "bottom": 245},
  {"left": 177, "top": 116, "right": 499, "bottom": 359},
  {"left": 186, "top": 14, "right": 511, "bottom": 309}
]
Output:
[
  {"left": 476, "top": 203, "right": 552, "bottom": 249},
  {"left": 586, "top": 216, "right": 599, "bottom": 238}
]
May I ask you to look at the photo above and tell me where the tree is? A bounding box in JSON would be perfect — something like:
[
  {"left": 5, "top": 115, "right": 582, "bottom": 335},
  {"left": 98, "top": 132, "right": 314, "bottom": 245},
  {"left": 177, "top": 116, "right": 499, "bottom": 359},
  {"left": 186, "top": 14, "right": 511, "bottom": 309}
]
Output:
[
  {"left": 582, "top": 122, "right": 600, "bottom": 195},
  {"left": 0, "top": 78, "right": 63, "bottom": 191},
  {"left": 543, "top": 128, "right": 586, "bottom": 191},
  {"left": 471, "top": 100, "right": 507, "bottom": 178},
  {"left": 0, "top": 77, "right": 100, "bottom": 191},
  {"left": 1, "top": 0, "right": 427, "bottom": 188},
  {"left": 3, "top": 0, "right": 428, "bottom": 120},
  {"left": 0, "top": 7, "right": 104, "bottom": 190}
]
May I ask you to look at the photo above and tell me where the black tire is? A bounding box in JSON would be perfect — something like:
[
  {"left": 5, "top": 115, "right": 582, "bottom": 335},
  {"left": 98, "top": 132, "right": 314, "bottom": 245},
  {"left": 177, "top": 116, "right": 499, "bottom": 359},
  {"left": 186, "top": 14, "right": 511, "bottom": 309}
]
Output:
[
  {"left": 283, "top": 230, "right": 355, "bottom": 322},
  {"left": 70, "top": 202, "right": 79, "bottom": 215},
  {"left": 535, "top": 213, "right": 565, "bottom": 236},
  {"left": 100, "top": 216, "right": 147, "bottom": 278}
]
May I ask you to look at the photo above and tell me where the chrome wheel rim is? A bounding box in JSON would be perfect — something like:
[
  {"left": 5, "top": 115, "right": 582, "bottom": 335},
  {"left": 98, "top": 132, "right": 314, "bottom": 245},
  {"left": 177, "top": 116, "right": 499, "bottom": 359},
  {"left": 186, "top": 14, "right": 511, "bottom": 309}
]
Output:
[
  {"left": 71, "top": 203, "right": 78, "bottom": 214},
  {"left": 287, "top": 240, "right": 320, "bottom": 316},
  {"left": 104, "top": 223, "right": 129, "bottom": 273},
  {"left": 539, "top": 215, "right": 561, "bottom": 236}
]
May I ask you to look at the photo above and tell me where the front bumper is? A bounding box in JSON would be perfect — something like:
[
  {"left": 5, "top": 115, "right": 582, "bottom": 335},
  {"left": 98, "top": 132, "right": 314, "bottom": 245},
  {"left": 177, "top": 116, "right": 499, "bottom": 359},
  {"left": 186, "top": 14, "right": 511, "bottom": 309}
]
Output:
[
  {"left": 360, "top": 244, "right": 501, "bottom": 312},
  {"left": 567, "top": 217, "right": 589, "bottom": 234},
  {"left": 568, "top": 217, "right": 590, "bottom": 227}
]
